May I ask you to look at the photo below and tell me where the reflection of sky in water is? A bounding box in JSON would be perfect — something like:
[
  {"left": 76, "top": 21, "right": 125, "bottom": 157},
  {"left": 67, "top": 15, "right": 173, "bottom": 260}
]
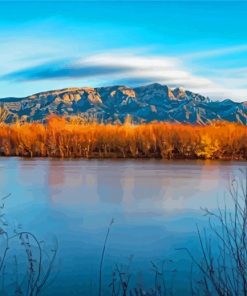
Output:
[{"left": 0, "top": 158, "right": 245, "bottom": 295}]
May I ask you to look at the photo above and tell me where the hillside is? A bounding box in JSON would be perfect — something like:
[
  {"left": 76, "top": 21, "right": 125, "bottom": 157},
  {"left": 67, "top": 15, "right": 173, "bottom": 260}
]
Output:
[{"left": 0, "top": 83, "right": 246, "bottom": 124}]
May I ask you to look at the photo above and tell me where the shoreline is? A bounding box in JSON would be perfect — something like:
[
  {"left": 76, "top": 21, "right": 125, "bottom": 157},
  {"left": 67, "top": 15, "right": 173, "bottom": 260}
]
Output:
[{"left": 0, "top": 155, "right": 246, "bottom": 161}]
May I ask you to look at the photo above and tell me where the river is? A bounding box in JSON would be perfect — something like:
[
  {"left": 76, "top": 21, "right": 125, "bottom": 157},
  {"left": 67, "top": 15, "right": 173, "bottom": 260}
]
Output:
[{"left": 0, "top": 158, "right": 246, "bottom": 295}]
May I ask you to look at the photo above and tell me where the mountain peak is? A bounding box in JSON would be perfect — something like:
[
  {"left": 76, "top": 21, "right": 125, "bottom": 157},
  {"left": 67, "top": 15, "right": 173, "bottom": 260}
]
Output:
[{"left": 172, "top": 87, "right": 186, "bottom": 98}]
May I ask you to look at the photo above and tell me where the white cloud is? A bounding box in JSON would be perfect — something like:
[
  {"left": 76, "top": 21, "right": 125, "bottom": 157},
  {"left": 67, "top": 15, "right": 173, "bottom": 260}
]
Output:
[
  {"left": 2, "top": 48, "right": 247, "bottom": 101},
  {"left": 79, "top": 52, "right": 214, "bottom": 87},
  {"left": 78, "top": 52, "right": 246, "bottom": 100},
  {"left": 183, "top": 44, "right": 247, "bottom": 60}
]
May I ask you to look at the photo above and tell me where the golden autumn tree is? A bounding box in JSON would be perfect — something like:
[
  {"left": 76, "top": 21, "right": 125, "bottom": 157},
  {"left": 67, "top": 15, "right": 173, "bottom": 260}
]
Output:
[{"left": 0, "top": 117, "right": 246, "bottom": 160}]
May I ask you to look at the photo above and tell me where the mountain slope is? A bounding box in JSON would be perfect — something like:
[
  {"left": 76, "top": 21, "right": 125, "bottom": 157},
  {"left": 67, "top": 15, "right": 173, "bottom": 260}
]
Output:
[{"left": 0, "top": 83, "right": 246, "bottom": 124}]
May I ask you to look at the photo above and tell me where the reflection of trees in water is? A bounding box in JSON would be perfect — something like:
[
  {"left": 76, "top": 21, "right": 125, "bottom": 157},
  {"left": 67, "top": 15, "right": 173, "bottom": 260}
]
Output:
[
  {"left": 96, "top": 167, "right": 124, "bottom": 204},
  {"left": 47, "top": 160, "right": 99, "bottom": 206},
  {"left": 96, "top": 162, "right": 164, "bottom": 206},
  {"left": 47, "top": 160, "right": 65, "bottom": 204},
  {"left": 38, "top": 159, "right": 231, "bottom": 212},
  {"left": 48, "top": 160, "right": 65, "bottom": 188},
  {"left": 130, "top": 163, "right": 204, "bottom": 211},
  {"left": 95, "top": 162, "right": 204, "bottom": 211}
]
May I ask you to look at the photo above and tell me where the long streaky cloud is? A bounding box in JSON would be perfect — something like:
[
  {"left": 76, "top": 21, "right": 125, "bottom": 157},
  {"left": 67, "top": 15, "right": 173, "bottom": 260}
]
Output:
[
  {"left": 184, "top": 44, "right": 247, "bottom": 60},
  {"left": 2, "top": 59, "right": 133, "bottom": 81},
  {"left": 1, "top": 51, "right": 247, "bottom": 100},
  {"left": 2, "top": 53, "right": 213, "bottom": 88}
]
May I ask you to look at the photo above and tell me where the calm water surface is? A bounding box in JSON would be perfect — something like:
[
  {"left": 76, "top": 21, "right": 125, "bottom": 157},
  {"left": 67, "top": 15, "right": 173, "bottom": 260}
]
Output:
[{"left": 0, "top": 158, "right": 246, "bottom": 295}]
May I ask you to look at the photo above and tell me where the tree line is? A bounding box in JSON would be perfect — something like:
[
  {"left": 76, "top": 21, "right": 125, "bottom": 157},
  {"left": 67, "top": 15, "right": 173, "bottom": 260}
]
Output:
[{"left": 0, "top": 116, "right": 246, "bottom": 159}]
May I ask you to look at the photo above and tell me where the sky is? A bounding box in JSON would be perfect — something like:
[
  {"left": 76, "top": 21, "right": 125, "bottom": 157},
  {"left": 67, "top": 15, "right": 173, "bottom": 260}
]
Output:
[{"left": 0, "top": 1, "right": 247, "bottom": 101}]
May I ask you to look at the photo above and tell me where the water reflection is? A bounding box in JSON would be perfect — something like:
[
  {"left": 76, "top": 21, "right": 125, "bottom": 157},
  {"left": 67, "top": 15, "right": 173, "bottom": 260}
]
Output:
[
  {"left": 4, "top": 158, "right": 242, "bottom": 212},
  {"left": 0, "top": 158, "right": 245, "bottom": 295},
  {"left": 96, "top": 164, "right": 124, "bottom": 204}
]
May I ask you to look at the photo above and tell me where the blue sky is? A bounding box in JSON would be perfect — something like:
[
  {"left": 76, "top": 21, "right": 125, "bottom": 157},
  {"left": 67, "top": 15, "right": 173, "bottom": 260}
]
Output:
[{"left": 0, "top": 1, "right": 247, "bottom": 101}]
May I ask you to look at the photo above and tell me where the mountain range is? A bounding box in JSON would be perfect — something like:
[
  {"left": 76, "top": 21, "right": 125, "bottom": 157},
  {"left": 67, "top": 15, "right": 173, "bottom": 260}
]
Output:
[{"left": 0, "top": 83, "right": 246, "bottom": 124}]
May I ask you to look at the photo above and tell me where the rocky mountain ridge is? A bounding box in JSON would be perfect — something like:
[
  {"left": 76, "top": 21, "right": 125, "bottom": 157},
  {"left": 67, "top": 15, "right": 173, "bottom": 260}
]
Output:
[{"left": 0, "top": 83, "right": 246, "bottom": 124}]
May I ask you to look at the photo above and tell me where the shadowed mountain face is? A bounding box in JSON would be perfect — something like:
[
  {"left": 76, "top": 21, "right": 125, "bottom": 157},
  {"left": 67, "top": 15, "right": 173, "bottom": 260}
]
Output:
[{"left": 0, "top": 83, "right": 246, "bottom": 124}]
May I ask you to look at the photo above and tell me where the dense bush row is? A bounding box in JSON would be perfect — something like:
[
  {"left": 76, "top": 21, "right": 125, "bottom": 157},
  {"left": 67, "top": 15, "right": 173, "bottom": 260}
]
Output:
[{"left": 0, "top": 116, "right": 246, "bottom": 159}]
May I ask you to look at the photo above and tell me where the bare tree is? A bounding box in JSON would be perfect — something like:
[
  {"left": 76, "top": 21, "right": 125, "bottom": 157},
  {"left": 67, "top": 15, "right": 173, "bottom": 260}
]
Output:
[
  {"left": 179, "top": 169, "right": 247, "bottom": 296},
  {"left": 0, "top": 194, "right": 58, "bottom": 296}
]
